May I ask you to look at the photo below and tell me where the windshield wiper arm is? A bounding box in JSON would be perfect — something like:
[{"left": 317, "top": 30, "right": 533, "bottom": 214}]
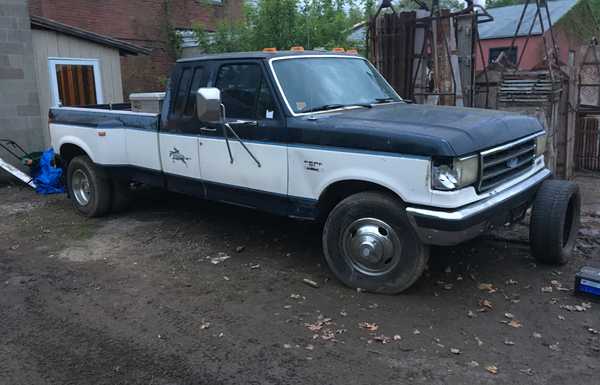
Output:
[
  {"left": 302, "top": 103, "right": 373, "bottom": 113},
  {"left": 373, "top": 97, "right": 397, "bottom": 104}
]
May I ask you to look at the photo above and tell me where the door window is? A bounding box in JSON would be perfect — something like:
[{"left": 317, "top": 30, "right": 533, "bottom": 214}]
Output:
[
  {"left": 49, "top": 58, "right": 103, "bottom": 107},
  {"left": 215, "top": 63, "right": 264, "bottom": 120}
]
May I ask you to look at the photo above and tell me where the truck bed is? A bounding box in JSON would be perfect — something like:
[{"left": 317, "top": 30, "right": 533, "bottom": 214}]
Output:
[{"left": 49, "top": 106, "right": 161, "bottom": 172}]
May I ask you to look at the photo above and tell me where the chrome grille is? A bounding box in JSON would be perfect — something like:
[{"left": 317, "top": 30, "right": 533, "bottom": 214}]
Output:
[{"left": 479, "top": 137, "right": 536, "bottom": 192}]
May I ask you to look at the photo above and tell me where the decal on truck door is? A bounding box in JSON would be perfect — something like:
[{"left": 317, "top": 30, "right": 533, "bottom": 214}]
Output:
[{"left": 169, "top": 147, "right": 191, "bottom": 167}]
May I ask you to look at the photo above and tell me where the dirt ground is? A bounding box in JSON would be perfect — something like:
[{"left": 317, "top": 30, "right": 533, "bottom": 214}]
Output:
[{"left": 1, "top": 174, "right": 599, "bottom": 385}]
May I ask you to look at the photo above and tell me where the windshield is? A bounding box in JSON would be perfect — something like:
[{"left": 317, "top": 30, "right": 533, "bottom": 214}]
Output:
[{"left": 271, "top": 57, "right": 401, "bottom": 114}]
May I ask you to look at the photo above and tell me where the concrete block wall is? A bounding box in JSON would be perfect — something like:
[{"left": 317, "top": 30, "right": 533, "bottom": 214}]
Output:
[{"left": 0, "top": 0, "right": 43, "bottom": 182}]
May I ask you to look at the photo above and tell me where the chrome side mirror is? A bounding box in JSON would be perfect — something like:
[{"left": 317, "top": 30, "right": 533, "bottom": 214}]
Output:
[{"left": 196, "top": 87, "right": 222, "bottom": 122}]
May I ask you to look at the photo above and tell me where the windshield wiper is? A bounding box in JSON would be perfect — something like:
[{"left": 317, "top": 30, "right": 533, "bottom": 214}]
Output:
[
  {"left": 302, "top": 103, "right": 373, "bottom": 113},
  {"left": 373, "top": 97, "right": 397, "bottom": 104}
]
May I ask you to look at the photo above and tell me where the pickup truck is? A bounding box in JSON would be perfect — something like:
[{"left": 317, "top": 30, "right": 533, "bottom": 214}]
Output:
[{"left": 49, "top": 50, "right": 580, "bottom": 293}]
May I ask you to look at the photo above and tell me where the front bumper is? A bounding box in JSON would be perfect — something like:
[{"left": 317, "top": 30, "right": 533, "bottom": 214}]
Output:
[{"left": 406, "top": 168, "right": 551, "bottom": 246}]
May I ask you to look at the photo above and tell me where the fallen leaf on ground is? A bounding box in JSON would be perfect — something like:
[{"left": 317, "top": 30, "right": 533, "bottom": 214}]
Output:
[
  {"left": 506, "top": 279, "right": 518, "bottom": 285},
  {"left": 450, "top": 348, "right": 461, "bottom": 354},
  {"left": 358, "top": 322, "right": 379, "bottom": 332},
  {"left": 208, "top": 252, "right": 230, "bottom": 264},
  {"left": 200, "top": 321, "right": 210, "bottom": 330},
  {"left": 504, "top": 312, "right": 514, "bottom": 319},
  {"left": 475, "top": 336, "right": 483, "bottom": 346},
  {"left": 478, "top": 283, "right": 497, "bottom": 293},
  {"left": 549, "top": 342, "right": 560, "bottom": 351},
  {"left": 533, "top": 332, "right": 542, "bottom": 339},
  {"left": 588, "top": 328, "right": 599, "bottom": 334},
  {"left": 372, "top": 334, "right": 391, "bottom": 344},
  {"left": 468, "top": 360, "right": 479, "bottom": 367},
  {"left": 303, "top": 278, "right": 319, "bottom": 288},
  {"left": 393, "top": 334, "right": 402, "bottom": 341},
  {"left": 305, "top": 344, "right": 314, "bottom": 350},
  {"left": 478, "top": 299, "right": 493, "bottom": 312},
  {"left": 413, "top": 329, "right": 421, "bottom": 335},
  {"left": 467, "top": 310, "right": 475, "bottom": 318},
  {"left": 541, "top": 286, "right": 553, "bottom": 293},
  {"left": 508, "top": 319, "right": 522, "bottom": 328},
  {"left": 504, "top": 339, "right": 515, "bottom": 346},
  {"left": 485, "top": 365, "right": 498, "bottom": 374}
]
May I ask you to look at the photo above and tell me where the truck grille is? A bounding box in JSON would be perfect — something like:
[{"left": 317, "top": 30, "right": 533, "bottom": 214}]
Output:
[{"left": 479, "top": 137, "right": 536, "bottom": 192}]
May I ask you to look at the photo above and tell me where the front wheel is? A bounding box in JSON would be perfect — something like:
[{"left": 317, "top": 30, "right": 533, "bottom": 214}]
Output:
[{"left": 322, "top": 191, "right": 429, "bottom": 294}]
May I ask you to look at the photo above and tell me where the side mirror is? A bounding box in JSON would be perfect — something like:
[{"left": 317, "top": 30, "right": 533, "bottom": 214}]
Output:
[{"left": 196, "top": 87, "right": 222, "bottom": 122}]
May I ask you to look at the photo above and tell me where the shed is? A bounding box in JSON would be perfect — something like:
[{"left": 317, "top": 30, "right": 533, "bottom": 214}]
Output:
[{"left": 29, "top": 16, "right": 150, "bottom": 141}]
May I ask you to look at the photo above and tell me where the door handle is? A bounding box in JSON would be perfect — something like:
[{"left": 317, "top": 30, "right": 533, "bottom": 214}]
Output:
[{"left": 200, "top": 126, "right": 216, "bottom": 132}]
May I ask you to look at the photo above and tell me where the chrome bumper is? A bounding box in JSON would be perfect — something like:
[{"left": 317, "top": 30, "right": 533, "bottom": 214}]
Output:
[{"left": 406, "top": 168, "right": 551, "bottom": 246}]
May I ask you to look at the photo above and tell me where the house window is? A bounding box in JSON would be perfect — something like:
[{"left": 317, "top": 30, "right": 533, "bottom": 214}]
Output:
[
  {"left": 48, "top": 58, "right": 103, "bottom": 107},
  {"left": 489, "top": 47, "right": 518, "bottom": 65}
]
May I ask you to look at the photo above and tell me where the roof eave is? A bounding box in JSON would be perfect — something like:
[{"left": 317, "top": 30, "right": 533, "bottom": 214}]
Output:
[{"left": 30, "top": 15, "right": 151, "bottom": 56}]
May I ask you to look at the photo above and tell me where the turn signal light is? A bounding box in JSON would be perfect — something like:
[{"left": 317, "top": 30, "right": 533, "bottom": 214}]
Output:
[
  {"left": 263, "top": 47, "right": 277, "bottom": 53},
  {"left": 346, "top": 49, "right": 358, "bottom": 54},
  {"left": 332, "top": 47, "right": 345, "bottom": 52},
  {"left": 290, "top": 46, "right": 304, "bottom": 51}
]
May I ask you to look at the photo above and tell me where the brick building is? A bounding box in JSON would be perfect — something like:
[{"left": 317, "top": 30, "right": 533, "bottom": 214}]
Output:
[{"left": 28, "top": 0, "right": 244, "bottom": 97}]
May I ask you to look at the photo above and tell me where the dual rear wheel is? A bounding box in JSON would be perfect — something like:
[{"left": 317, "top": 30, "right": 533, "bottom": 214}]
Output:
[{"left": 67, "top": 155, "right": 132, "bottom": 217}]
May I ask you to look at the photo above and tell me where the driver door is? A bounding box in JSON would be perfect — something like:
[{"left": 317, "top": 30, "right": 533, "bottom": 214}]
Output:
[{"left": 198, "top": 61, "right": 288, "bottom": 210}]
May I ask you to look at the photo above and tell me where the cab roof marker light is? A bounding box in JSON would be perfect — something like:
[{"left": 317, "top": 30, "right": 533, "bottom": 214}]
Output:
[
  {"left": 332, "top": 47, "right": 345, "bottom": 52},
  {"left": 290, "top": 46, "right": 304, "bottom": 51},
  {"left": 263, "top": 47, "right": 277, "bottom": 53},
  {"left": 347, "top": 49, "right": 358, "bottom": 54}
]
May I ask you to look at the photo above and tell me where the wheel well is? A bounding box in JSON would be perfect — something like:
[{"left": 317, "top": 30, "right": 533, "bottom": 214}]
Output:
[
  {"left": 317, "top": 180, "right": 401, "bottom": 219},
  {"left": 59, "top": 143, "right": 87, "bottom": 167}
]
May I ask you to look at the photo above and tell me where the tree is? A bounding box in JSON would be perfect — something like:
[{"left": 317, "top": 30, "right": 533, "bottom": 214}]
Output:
[{"left": 191, "top": 0, "right": 366, "bottom": 53}]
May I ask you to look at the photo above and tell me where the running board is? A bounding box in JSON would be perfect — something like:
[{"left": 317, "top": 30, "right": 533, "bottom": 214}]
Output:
[{"left": 0, "top": 156, "right": 36, "bottom": 188}]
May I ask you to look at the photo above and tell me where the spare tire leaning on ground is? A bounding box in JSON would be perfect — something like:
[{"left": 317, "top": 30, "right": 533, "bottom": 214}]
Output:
[
  {"left": 529, "top": 179, "right": 581, "bottom": 265},
  {"left": 66, "top": 155, "right": 112, "bottom": 217}
]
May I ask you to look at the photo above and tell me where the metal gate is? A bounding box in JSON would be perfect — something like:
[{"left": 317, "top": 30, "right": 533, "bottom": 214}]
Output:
[{"left": 575, "top": 115, "right": 600, "bottom": 171}]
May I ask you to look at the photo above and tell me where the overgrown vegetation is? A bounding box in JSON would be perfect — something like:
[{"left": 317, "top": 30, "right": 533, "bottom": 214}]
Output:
[{"left": 191, "top": 0, "right": 365, "bottom": 53}]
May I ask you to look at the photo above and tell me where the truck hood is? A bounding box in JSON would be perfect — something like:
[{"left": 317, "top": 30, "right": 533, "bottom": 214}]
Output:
[{"left": 288, "top": 103, "right": 544, "bottom": 157}]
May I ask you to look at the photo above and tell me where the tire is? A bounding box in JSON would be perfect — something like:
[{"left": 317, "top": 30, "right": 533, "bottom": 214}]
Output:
[
  {"left": 530, "top": 180, "right": 581, "bottom": 265},
  {"left": 67, "top": 155, "right": 112, "bottom": 217},
  {"left": 110, "top": 178, "right": 133, "bottom": 213},
  {"left": 322, "top": 191, "right": 429, "bottom": 294}
]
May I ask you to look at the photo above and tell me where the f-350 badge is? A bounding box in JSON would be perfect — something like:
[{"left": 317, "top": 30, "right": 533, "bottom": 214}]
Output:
[{"left": 169, "top": 147, "right": 191, "bottom": 166}]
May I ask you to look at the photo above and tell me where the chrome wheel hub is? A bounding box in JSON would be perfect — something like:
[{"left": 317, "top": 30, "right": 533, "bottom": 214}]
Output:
[
  {"left": 341, "top": 218, "right": 401, "bottom": 276},
  {"left": 71, "top": 169, "right": 91, "bottom": 206}
]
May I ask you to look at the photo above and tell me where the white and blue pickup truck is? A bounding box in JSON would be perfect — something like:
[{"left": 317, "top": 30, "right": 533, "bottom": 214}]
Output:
[{"left": 49, "top": 51, "right": 580, "bottom": 293}]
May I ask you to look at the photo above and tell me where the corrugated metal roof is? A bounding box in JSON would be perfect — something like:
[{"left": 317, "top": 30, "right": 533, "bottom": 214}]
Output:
[{"left": 478, "top": 0, "right": 578, "bottom": 40}]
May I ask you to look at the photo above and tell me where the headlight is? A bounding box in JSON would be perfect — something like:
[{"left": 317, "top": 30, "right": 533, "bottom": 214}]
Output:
[
  {"left": 432, "top": 155, "right": 479, "bottom": 191},
  {"left": 535, "top": 132, "right": 546, "bottom": 157}
]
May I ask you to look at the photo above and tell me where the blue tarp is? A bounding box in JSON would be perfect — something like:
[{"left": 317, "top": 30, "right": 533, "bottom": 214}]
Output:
[{"left": 33, "top": 149, "right": 65, "bottom": 195}]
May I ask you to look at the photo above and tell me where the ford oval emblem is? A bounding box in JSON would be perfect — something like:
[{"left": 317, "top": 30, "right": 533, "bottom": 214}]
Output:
[{"left": 506, "top": 158, "right": 519, "bottom": 168}]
